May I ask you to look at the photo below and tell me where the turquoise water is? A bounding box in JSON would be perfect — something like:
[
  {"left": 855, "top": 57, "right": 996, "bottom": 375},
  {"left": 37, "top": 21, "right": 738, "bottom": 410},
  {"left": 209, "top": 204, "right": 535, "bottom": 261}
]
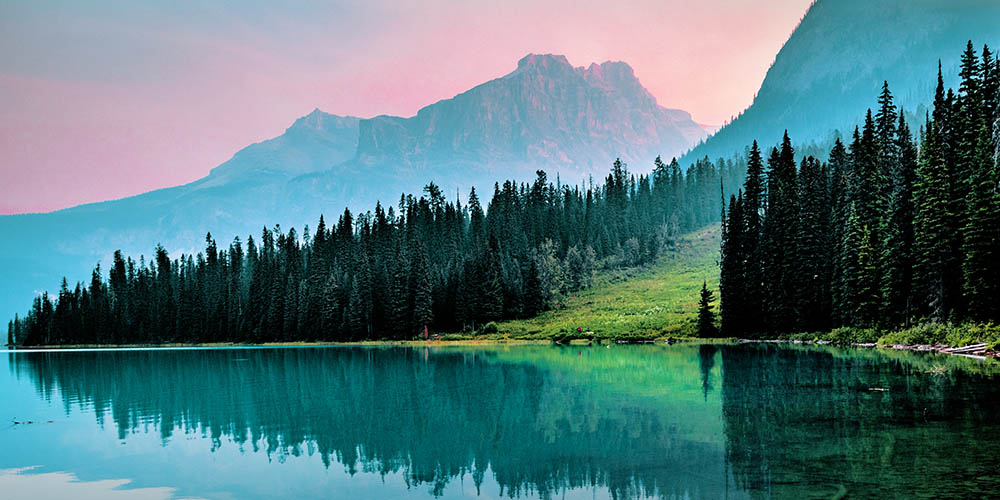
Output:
[{"left": 1, "top": 344, "right": 998, "bottom": 499}]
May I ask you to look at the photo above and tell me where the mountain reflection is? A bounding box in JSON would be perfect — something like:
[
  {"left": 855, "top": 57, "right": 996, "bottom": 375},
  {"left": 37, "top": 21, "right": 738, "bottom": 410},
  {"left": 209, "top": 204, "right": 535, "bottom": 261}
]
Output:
[{"left": 9, "top": 344, "right": 1000, "bottom": 499}]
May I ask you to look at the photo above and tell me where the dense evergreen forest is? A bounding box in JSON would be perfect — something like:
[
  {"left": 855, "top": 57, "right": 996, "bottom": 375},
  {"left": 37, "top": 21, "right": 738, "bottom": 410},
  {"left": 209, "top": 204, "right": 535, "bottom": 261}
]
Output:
[
  {"left": 720, "top": 42, "right": 1000, "bottom": 337},
  {"left": 8, "top": 156, "right": 745, "bottom": 346}
]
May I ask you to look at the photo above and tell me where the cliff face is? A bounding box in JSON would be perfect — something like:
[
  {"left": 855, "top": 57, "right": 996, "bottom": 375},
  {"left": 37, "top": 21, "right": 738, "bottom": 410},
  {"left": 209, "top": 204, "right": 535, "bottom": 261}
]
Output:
[
  {"left": 684, "top": 0, "right": 1000, "bottom": 162},
  {"left": 355, "top": 54, "right": 705, "bottom": 172}
]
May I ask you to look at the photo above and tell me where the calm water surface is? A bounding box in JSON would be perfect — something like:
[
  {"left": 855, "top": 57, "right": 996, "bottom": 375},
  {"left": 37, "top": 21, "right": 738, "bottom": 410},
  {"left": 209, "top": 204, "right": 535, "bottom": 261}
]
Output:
[{"left": 1, "top": 343, "right": 999, "bottom": 499}]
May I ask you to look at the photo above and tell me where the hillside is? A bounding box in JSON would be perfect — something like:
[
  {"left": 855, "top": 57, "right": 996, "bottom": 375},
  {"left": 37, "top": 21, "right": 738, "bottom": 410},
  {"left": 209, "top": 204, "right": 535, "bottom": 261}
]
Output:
[
  {"left": 490, "top": 225, "right": 720, "bottom": 340},
  {"left": 683, "top": 0, "right": 1000, "bottom": 162}
]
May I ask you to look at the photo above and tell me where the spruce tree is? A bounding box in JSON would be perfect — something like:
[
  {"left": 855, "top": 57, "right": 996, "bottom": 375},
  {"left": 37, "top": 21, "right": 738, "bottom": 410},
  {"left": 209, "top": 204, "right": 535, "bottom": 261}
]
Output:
[
  {"left": 477, "top": 240, "right": 504, "bottom": 323},
  {"left": 794, "top": 156, "right": 831, "bottom": 332},
  {"left": 697, "top": 281, "right": 719, "bottom": 338},
  {"left": 347, "top": 278, "right": 364, "bottom": 339},
  {"left": 854, "top": 221, "right": 880, "bottom": 328},
  {"left": 828, "top": 138, "right": 851, "bottom": 326},
  {"left": 845, "top": 114, "right": 884, "bottom": 325},
  {"left": 961, "top": 125, "right": 1000, "bottom": 321},
  {"left": 881, "top": 113, "right": 918, "bottom": 327},
  {"left": 913, "top": 119, "right": 953, "bottom": 321},
  {"left": 410, "top": 242, "right": 433, "bottom": 335},
  {"left": 875, "top": 81, "right": 899, "bottom": 205},
  {"left": 761, "top": 133, "right": 799, "bottom": 333},
  {"left": 840, "top": 203, "right": 864, "bottom": 326},
  {"left": 388, "top": 245, "right": 410, "bottom": 338},
  {"left": 321, "top": 273, "right": 341, "bottom": 340},
  {"left": 720, "top": 192, "right": 746, "bottom": 336},
  {"left": 938, "top": 73, "right": 965, "bottom": 320},
  {"left": 742, "top": 141, "right": 765, "bottom": 334},
  {"left": 523, "top": 260, "right": 544, "bottom": 318}
]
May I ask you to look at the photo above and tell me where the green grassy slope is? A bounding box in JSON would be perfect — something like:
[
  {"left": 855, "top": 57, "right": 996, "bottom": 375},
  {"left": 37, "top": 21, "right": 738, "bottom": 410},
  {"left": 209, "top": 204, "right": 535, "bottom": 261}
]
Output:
[
  {"left": 494, "top": 225, "right": 720, "bottom": 340},
  {"left": 467, "top": 222, "right": 999, "bottom": 350}
]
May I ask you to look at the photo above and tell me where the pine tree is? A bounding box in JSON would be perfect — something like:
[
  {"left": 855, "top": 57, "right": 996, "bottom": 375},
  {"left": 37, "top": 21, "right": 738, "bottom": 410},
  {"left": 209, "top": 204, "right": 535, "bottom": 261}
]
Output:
[
  {"left": 321, "top": 273, "right": 341, "bottom": 340},
  {"left": 353, "top": 253, "right": 373, "bottom": 339},
  {"left": 564, "top": 246, "right": 588, "bottom": 292},
  {"left": 881, "top": 113, "right": 918, "bottom": 327},
  {"left": 697, "top": 281, "right": 719, "bottom": 338},
  {"left": 720, "top": 192, "right": 746, "bottom": 336},
  {"left": 794, "top": 156, "right": 831, "bottom": 332},
  {"left": 844, "top": 114, "right": 884, "bottom": 325},
  {"left": 742, "top": 142, "right": 765, "bottom": 334},
  {"left": 913, "top": 119, "right": 953, "bottom": 321},
  {"left": 347, "top": 277, "right": 364, "bottom": 339},
  {"left": 410, "top": 241, "right": 433, "bottom": 336},
  {"left": 523, "top": 260, "right": 544, "bottom": 318},
  {"left": 875, "top": 81, "right": 899, "bottom": 205},
  {"left": 938, "top": 73, "right": 965, "bottom": 320},
  {"left": 854, "top": 222, "right": 880, "bottom": 327},
  {"left": 387, "top": 244, "right": 410, "bottom": 338},
  {"left": 828, "top": 138, "right": 851, "bottom": 325},
  {"left": 477, "top": 241, "right": 505, "bottom": 323},
  {"left": 761, "top": 133, "right": 799, "bottom": 333},
  {"left": 840, "top": 203, "right": 864, "bottom": 326},
  {"left": 961, "top": 125, "right": 1000, "bottom": 321},
  {"left": 282, "top": 279, "right": 298, "bottom": 340}
]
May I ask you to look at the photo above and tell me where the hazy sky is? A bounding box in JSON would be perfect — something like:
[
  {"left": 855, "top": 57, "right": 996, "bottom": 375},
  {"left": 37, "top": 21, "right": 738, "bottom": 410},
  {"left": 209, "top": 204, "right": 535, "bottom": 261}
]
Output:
[{"left": 0, "top": 0, "right": 813, "bottom": 214}]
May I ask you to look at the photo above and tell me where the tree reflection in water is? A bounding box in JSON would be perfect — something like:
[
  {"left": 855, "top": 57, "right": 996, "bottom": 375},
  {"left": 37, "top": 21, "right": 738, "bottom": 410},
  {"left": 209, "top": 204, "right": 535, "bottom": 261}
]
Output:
[{"left": 10, "top": 344, "right": 1000, "bottom": 499}]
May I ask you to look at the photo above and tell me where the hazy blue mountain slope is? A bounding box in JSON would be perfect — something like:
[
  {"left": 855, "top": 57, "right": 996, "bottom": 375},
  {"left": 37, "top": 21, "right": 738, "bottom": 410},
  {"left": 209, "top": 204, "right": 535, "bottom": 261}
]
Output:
[
  {"left": 0, "top": 112, "right": 360, "bottom": 323},
  {"left": 683, "top": 0, "right": 1000, "bottom": 162},
  {"left": 0, "top": 54, "right": 706, "bottom": 323}
]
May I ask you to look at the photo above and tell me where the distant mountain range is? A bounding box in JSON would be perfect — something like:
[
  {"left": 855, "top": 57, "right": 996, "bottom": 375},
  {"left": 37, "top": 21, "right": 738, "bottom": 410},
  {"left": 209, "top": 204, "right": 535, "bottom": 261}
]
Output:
[
  {"left": 683, "top": 0, "right": 1000, "bottom": 163},
  {"left": 0, "top": 54, "right": 706, "bottom": 321}
]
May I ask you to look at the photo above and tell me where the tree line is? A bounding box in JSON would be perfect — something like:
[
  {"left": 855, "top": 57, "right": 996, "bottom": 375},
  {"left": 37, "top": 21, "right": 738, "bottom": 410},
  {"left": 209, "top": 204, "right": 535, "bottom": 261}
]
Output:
[
  {"left": 719, "top": 42, "right": 1000, "bottom": 337},
  {"left": 9, "top": 155, "right": 745, "bottom": 346}
]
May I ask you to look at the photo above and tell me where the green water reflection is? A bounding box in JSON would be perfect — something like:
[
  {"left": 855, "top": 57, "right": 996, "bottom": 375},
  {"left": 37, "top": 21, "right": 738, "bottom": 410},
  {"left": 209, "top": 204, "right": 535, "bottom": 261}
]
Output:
[{"left": 2, "top": 343, "right": 998, "bottom": 499}]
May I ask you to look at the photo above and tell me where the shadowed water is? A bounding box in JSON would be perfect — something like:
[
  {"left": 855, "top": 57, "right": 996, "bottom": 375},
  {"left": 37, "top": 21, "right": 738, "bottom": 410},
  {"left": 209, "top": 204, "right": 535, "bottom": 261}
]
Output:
[{"left": 1, "top": 343, "right": 998, "bottom": 499}]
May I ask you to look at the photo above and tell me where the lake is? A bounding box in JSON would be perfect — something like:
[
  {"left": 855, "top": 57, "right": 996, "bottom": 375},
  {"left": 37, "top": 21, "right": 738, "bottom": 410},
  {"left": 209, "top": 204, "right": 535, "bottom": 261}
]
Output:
[{"left": 1, "top": 343, "right": 999, "bottom": 499}]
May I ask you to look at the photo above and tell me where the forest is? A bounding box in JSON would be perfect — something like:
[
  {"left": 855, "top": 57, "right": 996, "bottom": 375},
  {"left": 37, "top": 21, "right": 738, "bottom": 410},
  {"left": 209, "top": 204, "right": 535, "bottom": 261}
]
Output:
[
  {"left": 720, "top": 42, "right": 999, "bottom": 337},
  {"left": 8, "top": 155, "right": 744, "bottom": 346}
]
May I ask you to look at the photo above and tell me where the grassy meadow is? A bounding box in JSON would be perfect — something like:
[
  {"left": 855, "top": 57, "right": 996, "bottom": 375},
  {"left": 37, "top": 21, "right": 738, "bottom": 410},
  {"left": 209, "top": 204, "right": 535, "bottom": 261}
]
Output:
[
  {"left": 481, "top": 225, "right": 720, "bottom": 341},
  {"left": 453, "top": 222, "right": 1000, "bottom": 351}
]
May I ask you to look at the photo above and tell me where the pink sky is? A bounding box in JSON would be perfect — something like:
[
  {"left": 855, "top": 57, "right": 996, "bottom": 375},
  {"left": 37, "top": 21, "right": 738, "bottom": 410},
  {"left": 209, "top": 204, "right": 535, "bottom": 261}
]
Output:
[{"left": 0, "top": 0, "right": 814, "bottom": 214}]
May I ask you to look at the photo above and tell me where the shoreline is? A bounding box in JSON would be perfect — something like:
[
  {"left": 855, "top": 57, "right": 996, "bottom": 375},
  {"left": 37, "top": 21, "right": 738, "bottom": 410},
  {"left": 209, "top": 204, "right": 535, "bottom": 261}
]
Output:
[
  {"left": 4, "top": 337, "right": 998, "bottom": 361},
  {"left": 3, "top": 339, "right": 556, "bottom": 351},
  {"left": 738, "top": 338, "right": 999, "bottom": 360}
]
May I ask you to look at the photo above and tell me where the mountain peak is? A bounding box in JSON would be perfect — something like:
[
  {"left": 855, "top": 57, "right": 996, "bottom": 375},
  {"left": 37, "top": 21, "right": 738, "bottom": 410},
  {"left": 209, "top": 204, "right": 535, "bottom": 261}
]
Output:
[
  {"left": 516, "top": 53, "right": 572, "bottom": 70},
  {"left": 580, "top": 60, "right": 641, "bottom": 92},
  {"left": 357, "top": 52, "right": 706, "bottom": 171},
  {"left": 585, "top": 60, "right": 634, "bottom": 74},
  {"left": 287, "top": 109, "right": 360, "bottom": 134}
]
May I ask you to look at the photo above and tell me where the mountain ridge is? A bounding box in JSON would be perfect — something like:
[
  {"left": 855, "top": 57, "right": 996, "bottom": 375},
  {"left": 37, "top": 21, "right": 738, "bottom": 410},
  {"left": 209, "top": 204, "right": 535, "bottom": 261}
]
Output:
[
  {"left": 352, "top": 53, "right": 703, "bottom": 170},
  {"left": 0, "top": 53, "right": 705, "bottom": 322},
  {"left": 683, "top": 0, "right": 1000, "bottom": 162}
]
